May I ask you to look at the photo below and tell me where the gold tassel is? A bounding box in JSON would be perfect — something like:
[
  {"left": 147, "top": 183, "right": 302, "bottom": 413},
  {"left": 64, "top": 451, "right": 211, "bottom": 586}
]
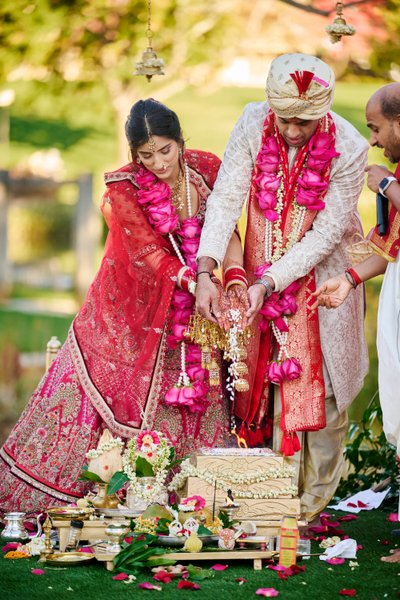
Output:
[{"left": 208, "top": 359, "right": 220, "bottom": 387}]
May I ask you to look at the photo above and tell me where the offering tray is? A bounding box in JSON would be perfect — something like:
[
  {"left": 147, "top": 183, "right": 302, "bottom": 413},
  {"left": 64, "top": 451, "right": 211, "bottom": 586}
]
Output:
[
  {"left": 238, "top": 536, "right": 270, "bottom": 550},
  {"left": 47, "top": 507, "right": 94, "bottom": 521},
  {"left": 45, "top": 551, "right": 95, "bottom": 567},
  {"left": 95, "top": 508, "right": 141, "bottom": 519}
]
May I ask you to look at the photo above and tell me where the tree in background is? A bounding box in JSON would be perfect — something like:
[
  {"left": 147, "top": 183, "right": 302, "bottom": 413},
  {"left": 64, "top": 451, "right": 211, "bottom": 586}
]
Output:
[
  {"left": 0, "top": 0, "right": 237, "bottom": 160},
  {"left": 369, "top": 0, "right": 400, "bottom": 78}
]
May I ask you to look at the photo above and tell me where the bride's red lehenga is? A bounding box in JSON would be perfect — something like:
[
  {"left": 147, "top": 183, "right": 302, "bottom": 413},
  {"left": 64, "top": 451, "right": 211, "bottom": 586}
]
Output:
[{"left": 0, "top": 150, "right": 229, "bottom": 513}]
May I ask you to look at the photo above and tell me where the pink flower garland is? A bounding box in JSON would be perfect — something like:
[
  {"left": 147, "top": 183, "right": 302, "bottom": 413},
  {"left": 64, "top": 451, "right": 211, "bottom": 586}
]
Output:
[
  {"left": 135, "top": 167, "right": 210, "bottom": 413},
  {"left": 255, "top": 114, "right": 339, "bottom": 384}
]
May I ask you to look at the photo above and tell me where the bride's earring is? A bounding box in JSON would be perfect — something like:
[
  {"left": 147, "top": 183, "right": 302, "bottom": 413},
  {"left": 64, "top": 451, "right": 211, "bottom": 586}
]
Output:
[{"left": 137, "top": 156, "right": 142, "bottom": 164}]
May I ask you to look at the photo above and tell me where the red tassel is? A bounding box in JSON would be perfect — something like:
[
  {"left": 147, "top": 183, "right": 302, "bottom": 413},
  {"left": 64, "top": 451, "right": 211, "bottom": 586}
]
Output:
[
  {"left": 280, "top": 432, "right": 301, "bottom": 456},
  {"left": 247, "top": 426, "right": 264, "bottom": 447},
  {"left": 290, "top": 70, "right": 314, "bottom": 96}
]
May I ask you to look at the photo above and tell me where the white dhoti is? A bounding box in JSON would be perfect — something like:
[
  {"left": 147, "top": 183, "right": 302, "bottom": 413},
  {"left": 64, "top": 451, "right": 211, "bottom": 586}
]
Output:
[{"left": 377, "top": 255, "right": 400, "bottom": 458}]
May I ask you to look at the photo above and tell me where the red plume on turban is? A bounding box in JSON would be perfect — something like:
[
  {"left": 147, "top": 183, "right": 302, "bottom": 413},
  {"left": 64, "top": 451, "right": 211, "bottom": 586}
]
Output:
[{"left": 290, "top": 70, "right": 314, "bottom": 96}]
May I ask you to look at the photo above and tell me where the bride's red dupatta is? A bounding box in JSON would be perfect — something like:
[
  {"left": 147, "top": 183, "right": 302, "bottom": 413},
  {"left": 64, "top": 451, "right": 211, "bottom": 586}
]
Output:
[{"left": 71, "top": 152, "right": 220, "bottom": 439}]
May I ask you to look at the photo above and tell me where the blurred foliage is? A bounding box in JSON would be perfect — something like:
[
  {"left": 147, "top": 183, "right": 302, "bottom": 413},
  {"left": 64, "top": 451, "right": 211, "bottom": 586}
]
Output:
[
  {"left": 8, "top": 200, "right": 73, "bottom": 262},
  {"left": 369, "top": 0, "right": 400, "bottom": 76},
  {"left": 337, "top": 393, "right": 397, "bottom": 499}
]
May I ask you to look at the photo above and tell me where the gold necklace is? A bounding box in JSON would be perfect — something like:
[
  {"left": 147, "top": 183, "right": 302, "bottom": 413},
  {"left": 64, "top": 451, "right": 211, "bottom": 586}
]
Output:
[{"left": 170, "top": 169, "right": 184, "bottom": 211}]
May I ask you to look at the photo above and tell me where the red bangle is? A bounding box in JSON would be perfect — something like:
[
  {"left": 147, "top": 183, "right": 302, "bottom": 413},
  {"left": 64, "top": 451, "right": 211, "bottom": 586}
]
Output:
[
  {"left": 346, "top": 268, "right": 362, "bottom": 287},
  {"left": 223, "top": 266, "right": 248, "bottom": 289},
  {"left": 179, "top": 267, "right": 196, "bottom": 292}
]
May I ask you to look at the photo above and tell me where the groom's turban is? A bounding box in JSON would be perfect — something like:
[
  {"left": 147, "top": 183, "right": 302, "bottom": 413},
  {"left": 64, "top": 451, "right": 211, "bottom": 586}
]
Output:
[{"left": 266, "top": 53, "right": 335, "bottom": 120}]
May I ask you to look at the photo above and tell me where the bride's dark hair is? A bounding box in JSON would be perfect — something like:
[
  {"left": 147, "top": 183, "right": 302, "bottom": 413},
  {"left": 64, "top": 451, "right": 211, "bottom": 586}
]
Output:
[{"left": 125, "top": 98, "right": 184, "bottom": 155}]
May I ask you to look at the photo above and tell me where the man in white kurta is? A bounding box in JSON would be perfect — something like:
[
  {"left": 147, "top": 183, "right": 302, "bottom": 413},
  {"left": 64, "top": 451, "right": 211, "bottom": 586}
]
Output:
[{"left": 196, "top": 53, "right": 369, "bottom": 522}]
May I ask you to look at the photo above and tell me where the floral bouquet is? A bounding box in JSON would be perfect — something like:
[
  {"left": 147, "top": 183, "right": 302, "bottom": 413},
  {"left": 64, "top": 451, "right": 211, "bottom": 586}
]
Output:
[{"left": 106, "top": 430, "right": 180, "bottom": 505}]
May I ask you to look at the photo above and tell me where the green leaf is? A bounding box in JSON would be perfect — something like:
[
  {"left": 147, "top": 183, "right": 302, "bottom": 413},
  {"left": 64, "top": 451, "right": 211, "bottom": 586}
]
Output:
[
  {"left": 197, "top": 524, "right": 212, "bottom": 535},
  {"left": 186, "top": 564, "right": 214, "bottom": 580},
  {"left": 77, "top": 470, "right": 105, "bottom": 483},
  {"left": 107, "top": 471, "right": 129, "bottom": 495},
  {"left": 135, "top": 456, "right": 155, "bottom": 477}
]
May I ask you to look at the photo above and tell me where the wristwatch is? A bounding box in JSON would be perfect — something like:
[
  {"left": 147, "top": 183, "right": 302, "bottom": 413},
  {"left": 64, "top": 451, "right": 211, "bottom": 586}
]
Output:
[
  {"left": 254, "top": 278, "right": 274, "bottom": 298},
  {"left": 378, "top": 176, "right": 397, "bottom": 197}
]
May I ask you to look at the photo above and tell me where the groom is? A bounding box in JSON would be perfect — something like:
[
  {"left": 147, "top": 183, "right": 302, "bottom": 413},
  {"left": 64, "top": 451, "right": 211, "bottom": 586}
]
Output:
[{"left": 196, "top": 53, "right": 368, "bottom": 523}]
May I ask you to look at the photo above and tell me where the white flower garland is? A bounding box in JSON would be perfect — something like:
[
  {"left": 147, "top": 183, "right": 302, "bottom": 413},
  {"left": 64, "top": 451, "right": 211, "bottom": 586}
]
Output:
[
  {"left": 122, "top": 432, "right": 172, "bottom": 501},
  {"left": 86, "top": 437, "right": 124, "bottom": 459},
  {"left": 168, "top": 458, "right": 298, "bottom": 499}
]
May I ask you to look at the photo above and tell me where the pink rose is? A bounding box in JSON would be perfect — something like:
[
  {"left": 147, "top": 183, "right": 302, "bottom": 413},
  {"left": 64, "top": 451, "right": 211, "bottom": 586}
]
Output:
[
  {"left": 166, "top": 334, "right": 180, "bottom": 349},
  {"left": 256, "top": 173, "right": 281, "bottom": 192},
  {"left": 147, "top": 200, "right": 175, "bottom": 219},
  {"left": 264, "top": 209, "right": 279, "bottom": 222},
  {"left": 180, "top": 238, "right": 200, "bottom": 255},
  {"left": 187, "top": 364, "right": 207, "bottom": 381},
  {"left": 258, "top": 153, "right": 280, "bottom": 173},
  {"left": 171, "top": 323, "right": 187, "bottom": 339},
  {"left": 307, "top": 156, "right": 329, "bottom": 170},
  {"left": 136, "top": 169, "right": 157, "bottom": 186},
  {"left": 178, "top": 217, "right": 201, "bottom": 238},
  {"left": 281, "top": 357, "right": 302, "bottom": 381},
  {"left": 267, "top": 361, "right": 284, "bottom": 384},
  {"left": 186, "top": 345, "right": 202, "bottom": 363},
  {"left": 153, "top": 214, "right": 180, "bottom": 233},
  {"left": 257, "top": 191, "right": 277, "bottom": 211},
  {"left": 185, "top": 256, "right": 197, "bottom": 270},
  {"left": 260, "top": 295, "right": 283, "bottom": 320},
  {"left": 172, "top": 308, "right": 192, "bottom": 323},
  {"left": 263, "top": 137, "right": 279, "bottom": 154},
  {"left": 172, "top": 290, "right": 195, "bottom": 309},
  {"left": 298, "top": 170, "right": 328, "bottom": 189},
  {"left": 309, "top": 132, "right": 340, "bottom": 160}
]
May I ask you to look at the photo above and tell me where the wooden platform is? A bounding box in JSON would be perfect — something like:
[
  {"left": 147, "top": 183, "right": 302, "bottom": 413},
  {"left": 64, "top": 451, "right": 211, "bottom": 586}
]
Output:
[{"left": 94, "top": 548, "right": 277, "bottom": 571}]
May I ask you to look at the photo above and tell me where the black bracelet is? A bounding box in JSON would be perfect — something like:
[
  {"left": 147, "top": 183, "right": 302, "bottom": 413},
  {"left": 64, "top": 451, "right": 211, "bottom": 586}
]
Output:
[
  {"left": 344, "top": 270, "right": 357, "bottom": 289},
  {"left": 196, "top": 271, "right": 212, "bottom": 280}
]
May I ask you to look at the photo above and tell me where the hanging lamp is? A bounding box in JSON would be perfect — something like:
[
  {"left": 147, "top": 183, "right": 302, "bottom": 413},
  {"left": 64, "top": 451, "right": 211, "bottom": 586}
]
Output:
[
  {"left": 326, "top": 1, "right": 356, "bottom": 44},
  {"left": 135, "top": 0, "right": 165, "bottom": 81}
]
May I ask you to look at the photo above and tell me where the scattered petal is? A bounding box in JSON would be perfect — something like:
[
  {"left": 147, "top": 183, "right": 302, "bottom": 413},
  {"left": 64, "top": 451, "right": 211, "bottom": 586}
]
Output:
[
  {"left": 256, "top": 588, "right": 279, "bottom": 597},
  {"left": 210, "top": 564, "right": 228, "bottom": 571},
  {"left": 337, "top": 515, "right": 358, "bottom": 522},
  {"left": 112, "top": 573, "right": 130, "bottom": 580},
  {"left": 67, "top": 587, "right": 74, "bottom": 592},
  {"left": 235, "top": 578, "right": 247, "bottom": 585},
  {"left": 139, "top": 582, "right": 162, "bottom": 591},
  {"left": 153, "top": 571, "right": 174, "bottom": 584},
  {"left": 2, "top": 542, "right": 20, "bottom": 552},
  {"left": 326, "top": 557, "right": 345, "bottom": 565},
  {"left": 380, "top": 540, "right": 390, "bottom": 545},
  {"left": 388, "top": 513, "right": 399, "bottom": 523},
  {"left": 339, "top": 590, "right": 356, "bottom": 596},
  {"left": 31, "top": 568, "right": 45, "bottom": 575},
  {"left": 177, "top": 580, "right": 201, "bottom": 590},
  {"left": 349, "top": 561, "right": 359, "bottom": 568}
]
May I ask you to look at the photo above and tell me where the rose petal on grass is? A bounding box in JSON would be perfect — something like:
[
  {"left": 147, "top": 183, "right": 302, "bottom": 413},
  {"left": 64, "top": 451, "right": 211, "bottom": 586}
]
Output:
[
  {"left": 388, "top": 512, "right": 399, "bottom": 523},
  {"left": 380, "top": 539, "right": 390, "bottom": 545},
  {"left": 256, "top": 588, "right": 279, "bottom": 597},
  {"left": 235, "top": 578, "right": 247, "bottom": 585},
  {"left": 337, "top": 515, "right": 358, "bottom": 522},
  {"left": 210, "top": 564, "right": 228, "bottom": 570},
  {"left": 177, "top": 581, "right": 201, "bottom": 590},
  {"left": 326, "top": 557, "right": 345, "bottom": 565},
  {"left": 153, "top": 571, "right": 174, "bottom": 584},
  {"left": 31, "top": 568, "right": 45, "bottom": 575},
  {"left": 139, "top": 582, "right": 162, "bottom": 591},
  {"left": 2, "top": 542, "right": 20, "bottom": 552},
  {"left": 339, "top": 590, "right": 356, "bottom": 596},
  {"left": 112, "top": 573, "right": 130, "bottom": 580}
]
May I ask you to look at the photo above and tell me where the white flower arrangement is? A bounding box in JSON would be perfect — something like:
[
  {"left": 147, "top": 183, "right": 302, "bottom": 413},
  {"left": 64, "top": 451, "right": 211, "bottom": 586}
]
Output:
[
  {"left": 86, "top": 436, "right": 124, "bottom": 459},
  {"left": 122, "top": 430, "right": 173, "bottom": 501},
  {"left": 168, "top": 458, "right": 298, "bottom": 499}
]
